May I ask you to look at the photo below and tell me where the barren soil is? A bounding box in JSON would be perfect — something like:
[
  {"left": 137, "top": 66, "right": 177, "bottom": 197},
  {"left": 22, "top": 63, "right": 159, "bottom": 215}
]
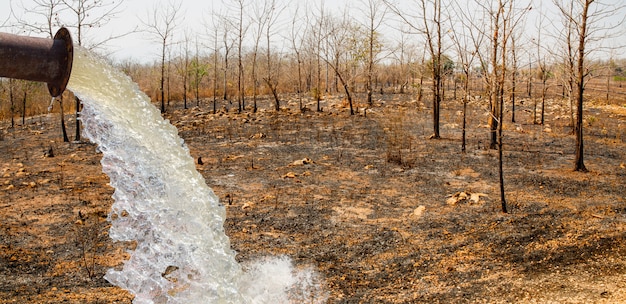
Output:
[{"left": 1, "top": 93, "right": 625, "bottom": 303}]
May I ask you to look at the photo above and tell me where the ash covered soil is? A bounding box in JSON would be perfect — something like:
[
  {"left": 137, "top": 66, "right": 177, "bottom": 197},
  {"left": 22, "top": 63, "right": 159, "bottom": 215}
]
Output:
[{"left": 1, "top": 93, "right": 626, "bottom": 303}]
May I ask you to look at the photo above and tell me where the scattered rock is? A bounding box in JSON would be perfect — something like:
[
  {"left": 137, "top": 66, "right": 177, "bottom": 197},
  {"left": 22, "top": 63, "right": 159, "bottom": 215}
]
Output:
[
  {"left": 241, "top": 201, "right": 254, "bottom": 210},
  {"left": 290, "top": 157, "right": 313, "bottom": 166},
  {"left": 446, "top": 191, "right": 488, "bottom": 205},
  {"left": 283, "top": 172, "right": 297, "bottom": 178},
  {"left": 412, "top": 205, "right": 426, "bottom": 218},
  {"left": 250, "top": 132, "right": 266, "bottom": 139}
]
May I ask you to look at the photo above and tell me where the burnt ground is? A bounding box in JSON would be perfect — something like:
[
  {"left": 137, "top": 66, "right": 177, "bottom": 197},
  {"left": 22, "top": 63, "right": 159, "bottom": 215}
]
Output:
[{"left": 1, "top": 93, "right": 625, "bottom": 303}]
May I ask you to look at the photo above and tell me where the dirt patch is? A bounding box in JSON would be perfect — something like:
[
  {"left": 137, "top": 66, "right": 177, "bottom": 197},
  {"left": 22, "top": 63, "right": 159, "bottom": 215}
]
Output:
[{"left": 1, "top": 94, "right": 625, "bottom": 303}]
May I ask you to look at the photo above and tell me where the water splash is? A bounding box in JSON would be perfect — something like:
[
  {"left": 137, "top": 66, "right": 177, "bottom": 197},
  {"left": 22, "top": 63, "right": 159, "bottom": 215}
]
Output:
[{"left": 67, "top": 47, "right": 326, "bottom": 303}]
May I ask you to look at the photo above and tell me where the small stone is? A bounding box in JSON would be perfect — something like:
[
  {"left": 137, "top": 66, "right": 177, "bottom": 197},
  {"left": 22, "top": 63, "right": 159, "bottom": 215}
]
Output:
[
  {"left": 291, "top": 158, "right": 313, "bottom": 166},
  {"left": 412, "top": 206, "right": 426, "bottom": 218},
  {"left": 283, "top": 172, "right": 297, "bottom": 178}
]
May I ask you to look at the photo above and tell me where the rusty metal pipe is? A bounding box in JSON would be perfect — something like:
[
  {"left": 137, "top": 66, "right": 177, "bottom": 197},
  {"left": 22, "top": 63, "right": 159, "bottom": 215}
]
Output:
[{"left": 0, "top": 28, "right": 73, "bottom": 97}]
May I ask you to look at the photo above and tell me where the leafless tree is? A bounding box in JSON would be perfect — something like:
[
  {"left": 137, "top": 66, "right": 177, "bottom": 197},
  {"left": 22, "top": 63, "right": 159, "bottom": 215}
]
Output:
[
  {"left": 360, "top": 0, "right": 387, "bottom": 106},
  {"left": 8, "top": 79, "right": 15, "bottom": 129},
  {"left": 553, "top": 0, "right": 625, "bottom": 172},
  {"left": 220, "top": 19, "right": 235, "bottom": 106},
  {"left": 448, "top": 2, "right": 480, "bottom": 153},
  {"left": 61, "top": 0, "right": 132, "bottom": 140},
  {"left": 262, "top": 0, "right": 285, "bottom": 111},
  {"left": 224, "top": 0, "right": 249, "bottom": 112},
  {"left": 553, "top": 1, "right": 578, "bottom": 130},
  {"left": 250, "top": 0, "right": 268, "bottom": 112},
  {"left": 60, "top": 0, "right": 125, "bottom": 50},
  {"left": 389, "top": 29, "right": 413, "bottom": 95},
  {"left": 321, "top": 14, "right": 364, "bottom": 115},
  {"left": 466, "top": 0, "right": 530, "bottom": 212},
  {"left": 10, "top": 0, "right": 64, "bottom": 37},
  {"left": 385, "top": 0, "right": 446, "bottom": 139},
  {"left": 175, "top": 31, "right": 192, "bottom": 109},
  {"left": 307, "top": 2, "right": 332, "bottom": 112},
  {"left": 11, "top": 0, "right": 70, "bottom": 141},
  {"left": 287, "top": 5, "right": 308, "bottom": 110},
  {"left": 534, "top": 10, "right": 551, "bottom": 125},
  {"left": 142, "top": 0, "right": 181, "bottom": 113}
]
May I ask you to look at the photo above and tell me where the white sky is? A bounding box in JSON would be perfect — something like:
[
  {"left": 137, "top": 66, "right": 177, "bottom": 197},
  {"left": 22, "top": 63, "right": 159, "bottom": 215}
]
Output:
[
  {"left": 1, "top": 0, "right": 625, "bottom": 65},
  {"left": 1, "top": 0, "right": 353, "bottom": 63}
]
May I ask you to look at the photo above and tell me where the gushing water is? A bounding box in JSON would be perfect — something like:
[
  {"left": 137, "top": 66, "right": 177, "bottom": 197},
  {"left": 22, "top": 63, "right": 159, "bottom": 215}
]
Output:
[{"left": 67, "top": 47, "right": 326, "bottom": 303}]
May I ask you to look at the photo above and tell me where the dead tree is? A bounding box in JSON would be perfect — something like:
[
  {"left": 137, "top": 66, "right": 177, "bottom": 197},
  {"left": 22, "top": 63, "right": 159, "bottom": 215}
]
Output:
[
  {"left": 62, "top": 0, "right": 134, "bottom": 140},
  {"left": 142, "top": 0, "right": 180, "bottom": 113},
  {"left": 553, "top": 0, "right": 625, "bottom": 171},
  {"left": 385, "top": 0, "right": 445, "bottom": 139},
  {"left": 288, "top": 5, "right": 308, "bottom": 111},
  {"left": 262, "top": 0, "right": 285, "bottom": 111},
  {"left": 449, "top": 3, "right": 480, "bottom": 153},
  {"left": 360, "top": 0, "right": 387, "bottom": 106},
  {"left": 12, "top": 0, "right": 69, "bottom": 141}
]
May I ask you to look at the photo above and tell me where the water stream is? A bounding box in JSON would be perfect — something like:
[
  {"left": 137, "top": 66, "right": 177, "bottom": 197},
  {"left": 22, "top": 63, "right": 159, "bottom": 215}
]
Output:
[{"left": 66, "top": 47, "right": 326, "bottom": 303}]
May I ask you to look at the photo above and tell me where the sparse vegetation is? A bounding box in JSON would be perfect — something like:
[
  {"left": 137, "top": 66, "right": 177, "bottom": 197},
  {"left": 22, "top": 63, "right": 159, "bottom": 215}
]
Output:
[
  {"left": 1, "top": 0, "right": 626, "bottom": 302},
  {"left": 1, "top": 92, "right": 625, "bottom": 302}
]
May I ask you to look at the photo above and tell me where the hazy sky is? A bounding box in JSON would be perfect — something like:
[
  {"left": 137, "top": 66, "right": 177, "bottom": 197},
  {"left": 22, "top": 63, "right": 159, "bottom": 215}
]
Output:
[
  {"left": 1, "top": 0, "right": 353, "bottom": 63},
  {"left": 1, "top": 0, "right": 624, "bottom": 64}
]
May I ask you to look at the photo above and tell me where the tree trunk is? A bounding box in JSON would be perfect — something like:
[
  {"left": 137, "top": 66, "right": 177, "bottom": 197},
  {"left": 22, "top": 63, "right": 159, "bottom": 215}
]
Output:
[
  {"left": 75, "top": 97, "right": 81, "bottom": 141},
  {"left": 541, "top": 78, "right": 546, "bottom": 125},
  {"left": 334, "top": 69, "right": 354, "bottom": 115},
  {"left": 511, "top": 39, "right": 517, "bottom": 123},
  {"left": 60, "top": 97, "right": 69, "bottom": 142},
  {"left": 431, "top": 74, "right": 441, "bottom": 139},
  {"left": 22, "top": 91, "right": 27, "bottom": 126},
  {"left": 574, "top": 0, "right": 590, "bottom": 172},
  {"left": 462, "top": 71, "right": 469, "bottom": 153},
  {"left": 9, "top": 79, "right": 14, "bottom": 128},
  {"left": 160, "top": 41, "right": 166, "bottom": 113}
]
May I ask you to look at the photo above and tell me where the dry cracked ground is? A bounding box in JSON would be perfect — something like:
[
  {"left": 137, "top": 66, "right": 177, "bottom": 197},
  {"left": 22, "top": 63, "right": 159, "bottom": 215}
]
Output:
[{"left": 1, "top": 93, "right": 625, "bottom": 303}]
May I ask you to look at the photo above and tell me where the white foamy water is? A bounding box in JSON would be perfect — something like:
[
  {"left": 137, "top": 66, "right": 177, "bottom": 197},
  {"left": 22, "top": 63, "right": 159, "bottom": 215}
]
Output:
[{"left": 67, "top": 47, "right": 326, "bottom": 303}]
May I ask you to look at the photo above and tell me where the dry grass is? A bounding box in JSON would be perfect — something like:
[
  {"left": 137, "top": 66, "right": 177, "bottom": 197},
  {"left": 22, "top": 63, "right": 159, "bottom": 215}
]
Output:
[{"left": 0, "top": 91, "right": 625, "bottom": 303}]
